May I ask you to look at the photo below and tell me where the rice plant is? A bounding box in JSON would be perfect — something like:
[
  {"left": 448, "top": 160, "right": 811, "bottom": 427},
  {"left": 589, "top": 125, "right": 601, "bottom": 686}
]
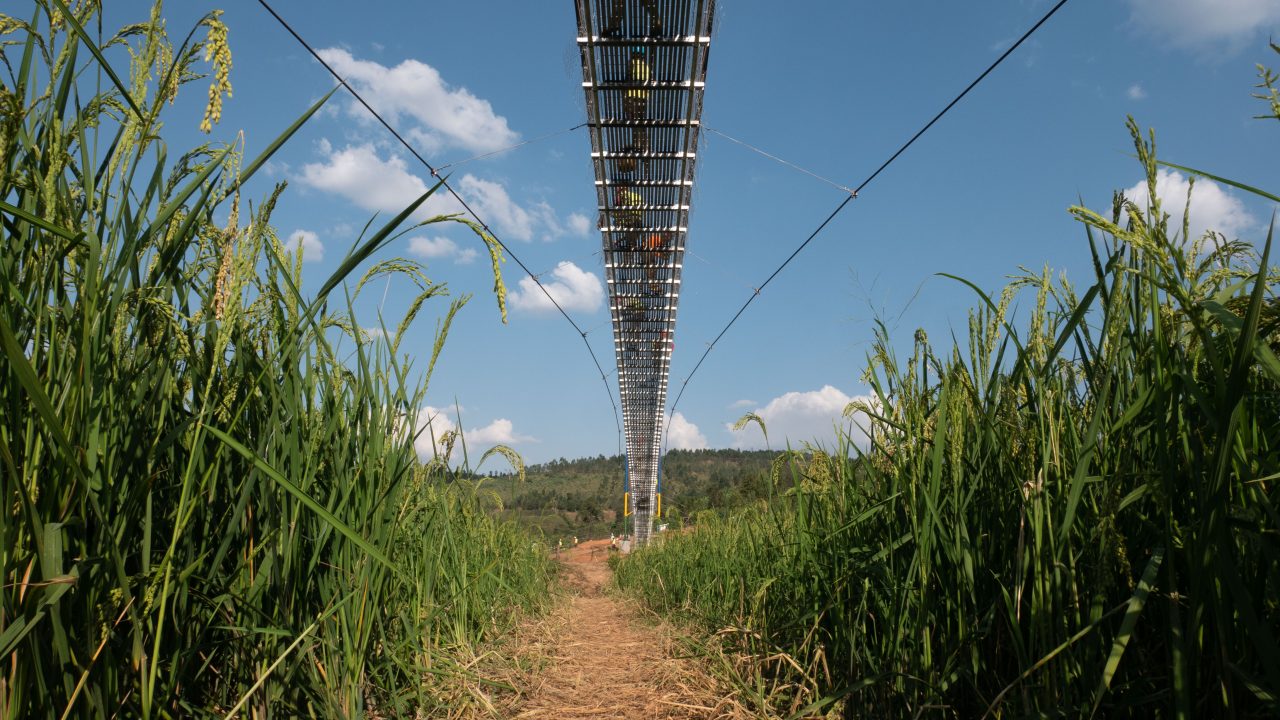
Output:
[
  {"left": 1, "top": 2, "right": 551, "bottom": 717},
  {"left": 616, "top": 117, "right": 1280, "bottom": 717}
]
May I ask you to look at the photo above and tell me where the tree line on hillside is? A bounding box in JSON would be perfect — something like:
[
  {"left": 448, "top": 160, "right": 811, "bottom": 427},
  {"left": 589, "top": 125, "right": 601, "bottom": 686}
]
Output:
[{"left": 490, "top": 449, "right": 792, "bottom": 532}]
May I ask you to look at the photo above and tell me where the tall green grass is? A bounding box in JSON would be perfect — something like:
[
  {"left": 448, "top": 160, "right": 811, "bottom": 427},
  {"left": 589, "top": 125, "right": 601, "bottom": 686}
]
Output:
[
  {"left": 618, "top": 122, "right": 1280, "bottom": 718},
  {"left": 1, "top": 3, "right": 550, "bottom": 717}
]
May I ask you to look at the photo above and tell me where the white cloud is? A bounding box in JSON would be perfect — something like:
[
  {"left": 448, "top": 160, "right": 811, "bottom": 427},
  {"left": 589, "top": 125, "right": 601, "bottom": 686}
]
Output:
[
  {"left": 457, "top": 175, "right": 536, "bottom": 241},
  {"left": 408, "top": 235, "right": 479, "bottom": 264},
  {"left": 729, "top": 399, "right": 757, "bottom": 409},
  {"left": 1123, "top": 168, "right": 1256, "bottom": 242},
  {"left": 411, "top": 406, "right": 535, "bottom": 460},
  {"left": 467, "top": 418, "right": 536, "bottom": 445},
  {"left": 509, "top": 261, "right": 604, "bottom": 313},
  {"left": 728, "top": 385, "right": 873, "bottom": 450},
  {"left": 405, "top": 127, "right": 446, "bottom": 156},
  {"left": 299, "top": 143, "right": 578, "bottom": 243},
  {"left": 530, "top": 201, "right": 564, "bottom": 242},
  {"left": 567, "top": 212, "right": 591, "bottom": 237},
  {"left": 284, "top": 229, "right": 324, "bottom": 262},
  {"left": 665, "top": 412, "right": 708, "bottom": 450},
  {"left": 1127, "top": 83, "right": 1147, "bottom": 100},
  {"left": 300, "top": 143, "right": 455, "bottom": 217},
  {"left": 412, "top": 405, "right": 456, "bottom": 460},
  {"left": 1126, "top": 0, "right": 1280, "bottom": 50},
  {"left": 316, "top": 48, "right": 518, "bottom": 153}
]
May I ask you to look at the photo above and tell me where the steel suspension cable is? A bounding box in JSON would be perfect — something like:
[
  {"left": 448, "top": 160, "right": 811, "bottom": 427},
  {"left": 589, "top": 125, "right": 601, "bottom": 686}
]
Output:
[
  {"left": 255, "top": 0, "right": 623, "bottom": 447},
  {"left": 665, "top": 0, "right": 1072, "bottom": 443}
]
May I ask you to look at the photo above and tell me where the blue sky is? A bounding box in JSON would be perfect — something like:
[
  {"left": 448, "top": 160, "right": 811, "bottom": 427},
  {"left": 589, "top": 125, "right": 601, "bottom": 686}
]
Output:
[{"left": 103, "top": 0, "right": 1279, "bottom": 463}]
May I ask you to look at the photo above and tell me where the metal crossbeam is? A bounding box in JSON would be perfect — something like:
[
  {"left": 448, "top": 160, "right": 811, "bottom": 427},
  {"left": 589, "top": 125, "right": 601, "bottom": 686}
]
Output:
[
  {"left": 591, "top": 119, "right": 701, "bottom": 128},
  {"left": 575, "top": 0, "right": 713, "bottom": 548},
  {"left": 577, "top": 35, "right": 711, "bottom": 45}
]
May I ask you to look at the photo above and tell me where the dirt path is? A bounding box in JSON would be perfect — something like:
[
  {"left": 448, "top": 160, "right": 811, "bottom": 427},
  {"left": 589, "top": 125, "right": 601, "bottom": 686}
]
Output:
[{"left": 502, "top": 539, "right": 744, "bottom": 719}]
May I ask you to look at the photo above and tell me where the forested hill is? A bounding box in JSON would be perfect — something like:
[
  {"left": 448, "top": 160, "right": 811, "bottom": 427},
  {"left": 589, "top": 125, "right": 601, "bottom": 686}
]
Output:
[{"left": 486, "top": 449, "right": 778, "bottom": 540}]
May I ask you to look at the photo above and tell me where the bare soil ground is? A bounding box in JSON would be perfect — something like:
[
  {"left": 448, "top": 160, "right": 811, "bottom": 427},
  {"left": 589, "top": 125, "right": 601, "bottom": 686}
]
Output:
[{"left": 461, "top": 539, "right": 747, "bottom": 719}]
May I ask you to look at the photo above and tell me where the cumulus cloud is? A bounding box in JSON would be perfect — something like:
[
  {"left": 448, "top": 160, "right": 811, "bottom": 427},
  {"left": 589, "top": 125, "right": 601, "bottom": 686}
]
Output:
[
  {"left": 1127, "top": 84, "right": 1147, "bottom": 100},
  {"left": 567, "top": 212, "right": 591, "bottom": 237},
  {"left": 408, "top": 235, "right": 478, "bottom": 264},
  {"left": 1123, "top": 168, "right": 1256, "bottom": 242},
  {"left": 467, "top": 418, "right": 536, "bottom": 445},
  {"left": 729, "top": 399, "right": 757, "bottom": 409},
  {"left": 284, "top": 229, "right": 324, "bottom": 262},
  {"left": 728, "top": 385, "right": 873, "bottom": 450},
  {"left": 509, "top": 261, "right": 604, "bottom": 313},
  {"left": 411, "top": 406, "right": 536, "bottom": 460},
  {"left": 665, "top": 412, "right": 708, "bottom": 450},
  {"left": 1126, "top": 0, "right": 1280, "bottom": 50},
  {"left": 457, "top": 175, "right": 537, "bottom": 241},
  {"left": 299, "top": 143, "right": 579, "bottom": 243},
  {"left": 300, "top": 143, "right": 452, "bottom": 215},
  {"left": 316, "top": 48, "right": 518, "bottom": 153}
]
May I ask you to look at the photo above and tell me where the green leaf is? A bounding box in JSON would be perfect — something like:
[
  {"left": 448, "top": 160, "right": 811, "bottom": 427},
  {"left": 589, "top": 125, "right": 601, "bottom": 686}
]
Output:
[
  {"left": 0, "top": 199, "right": 81, "bottom": 241},
  {"left": 1157, "top": 160, "right": 1279, "bottom": 204},
  {"left": 1090, "top": 547, "right": 1164, "bottom": 716},
  {"left": 201, "top": 424, "right": 399, "bottom": 575}
]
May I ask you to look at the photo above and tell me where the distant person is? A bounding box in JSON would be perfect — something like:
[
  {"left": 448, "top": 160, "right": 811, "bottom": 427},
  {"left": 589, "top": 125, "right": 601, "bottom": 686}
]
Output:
[
  {"left": 624, "top": 48, "right": 650, "bottom": 121},
  {"left": 612, "top": 183, "right": 643, "bottom": 252},
  {"left": 619, "top": 47, "right": 652, "bottom": 177},
  {"left": 616, "top": 146, "right": 638, "bottom": 175},
  {"left": 623, "top": 298, "right": 647, "bottom": 322},
  {"left": 642, "top": 233, "right": 670, "bottom": 294},
  {"left": 615, "top": 184, "right": 643, "bottom": 223},
  {"left": 601, "top": 0, "right": 663, "bottom": 38}
]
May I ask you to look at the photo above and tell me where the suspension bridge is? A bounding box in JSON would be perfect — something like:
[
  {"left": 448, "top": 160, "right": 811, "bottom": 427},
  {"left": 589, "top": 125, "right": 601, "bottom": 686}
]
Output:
[{"left": 574, "top": 0, "right": 714, "bottom": 546}]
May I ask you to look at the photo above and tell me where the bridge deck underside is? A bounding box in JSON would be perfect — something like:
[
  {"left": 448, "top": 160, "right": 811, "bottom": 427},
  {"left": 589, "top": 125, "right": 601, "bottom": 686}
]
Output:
[{"left": 575, "top": 0, "right": 713, "bottom": 545}]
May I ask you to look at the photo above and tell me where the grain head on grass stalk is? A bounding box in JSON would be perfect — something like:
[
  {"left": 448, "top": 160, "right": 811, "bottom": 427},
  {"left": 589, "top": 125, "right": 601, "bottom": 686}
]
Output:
[
  {"left": 0, "top": 2, "right": 552, "bottom": 716},
  {"left": 613, "top": 49, "right": 1280, "bottom": 718}
]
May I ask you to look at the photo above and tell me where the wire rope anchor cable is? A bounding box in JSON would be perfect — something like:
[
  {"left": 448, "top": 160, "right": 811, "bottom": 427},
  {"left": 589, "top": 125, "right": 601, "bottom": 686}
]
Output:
[
  {"left": 662, "top": 0, "right": 1072, "bottom": 449},
  {"left": 255, "top": 0, "right": 624, "bottom": 444},
  {"left": 435, "top": 122, "right": 588, "bottom": 173},
  {"left": 703, "top": 125, "right": 857, "bottom": 197}
]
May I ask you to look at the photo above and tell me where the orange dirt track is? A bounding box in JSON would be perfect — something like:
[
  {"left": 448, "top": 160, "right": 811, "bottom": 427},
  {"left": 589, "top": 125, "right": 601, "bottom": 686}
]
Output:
[{"left": 505, "top": 539, "right": 745, "bottom": 719}]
